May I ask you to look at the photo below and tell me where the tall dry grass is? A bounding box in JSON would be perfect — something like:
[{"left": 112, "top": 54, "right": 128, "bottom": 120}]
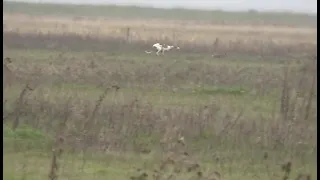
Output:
[
  {"left": 3, "top": 51, "right": 317, "bottom": 152},
  {"left": 3, "top": 13, "right": 317, "bottom": 59},
  {"left": 3, "top": 56, "right": 316, "bottom": 179}
]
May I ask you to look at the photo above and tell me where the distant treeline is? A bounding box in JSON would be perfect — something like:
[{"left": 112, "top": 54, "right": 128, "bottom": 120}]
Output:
[{"left": 3, "top": 1, "right": 317, "bottom": 27}]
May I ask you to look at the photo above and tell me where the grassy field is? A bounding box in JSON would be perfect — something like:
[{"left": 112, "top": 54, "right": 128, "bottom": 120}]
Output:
[{"left": 3, "top": 2, "right": 317, "bottom": 180}]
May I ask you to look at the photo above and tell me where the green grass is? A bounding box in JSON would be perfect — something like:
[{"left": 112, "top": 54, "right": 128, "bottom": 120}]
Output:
[
  {"left": 4, "top": 124, "right": 50, "bottom": 140},
  {"left": 4, "top": 78, "right": 278, "bottom": 120},
  {"left": 3, "top": 125, "right": 317, "bottom": 180},
  {"left": 3, "top": 1, "right": 317, "bottom": 27},
  {"left": 4, "top": 48, "right": 296, "bottom": 67},
  {"left": 4, "top": 152, "right": 134, "bottom": 180},
  {"left": 194, "top": 86, "right": 247, "bottom": 95}
]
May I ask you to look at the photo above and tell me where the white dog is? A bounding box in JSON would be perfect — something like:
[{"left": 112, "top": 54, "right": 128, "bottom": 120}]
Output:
[{"left": 151, "top": 43, "right": 180, "bottom": 55}]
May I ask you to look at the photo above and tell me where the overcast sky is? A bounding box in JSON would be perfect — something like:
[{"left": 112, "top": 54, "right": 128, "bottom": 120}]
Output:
[{"left": 6, "top": 0, "right": 318, "bottom": 14}]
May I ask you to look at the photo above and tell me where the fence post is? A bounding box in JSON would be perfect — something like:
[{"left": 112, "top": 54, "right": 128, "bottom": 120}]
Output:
[{"left": 126, "top": 27, "right": 130, "bottom": 44}]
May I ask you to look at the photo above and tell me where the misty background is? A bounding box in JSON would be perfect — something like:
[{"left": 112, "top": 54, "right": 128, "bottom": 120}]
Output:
[{"left": 5, "top": 0, "right": 318, "bottom": 14}]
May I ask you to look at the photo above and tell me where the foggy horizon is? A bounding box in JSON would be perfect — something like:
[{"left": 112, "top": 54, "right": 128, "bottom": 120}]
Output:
[{"left": 5, "top": 0, "right": 318, "bottom": 14}]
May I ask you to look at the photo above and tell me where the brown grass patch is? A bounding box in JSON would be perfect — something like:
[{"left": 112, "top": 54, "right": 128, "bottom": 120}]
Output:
[{"left": 4, "top": 13, "right": 317, "bottom": 46}]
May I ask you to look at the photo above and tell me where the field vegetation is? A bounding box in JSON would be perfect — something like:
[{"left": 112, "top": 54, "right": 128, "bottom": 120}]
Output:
[{"left": 3, "top": 1, "right": 317, "bottom": 180}]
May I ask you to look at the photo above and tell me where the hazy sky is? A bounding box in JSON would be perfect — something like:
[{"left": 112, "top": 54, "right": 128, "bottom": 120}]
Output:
[{"left": 6, "top": 0, "right": 318, "bottom": 14}]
